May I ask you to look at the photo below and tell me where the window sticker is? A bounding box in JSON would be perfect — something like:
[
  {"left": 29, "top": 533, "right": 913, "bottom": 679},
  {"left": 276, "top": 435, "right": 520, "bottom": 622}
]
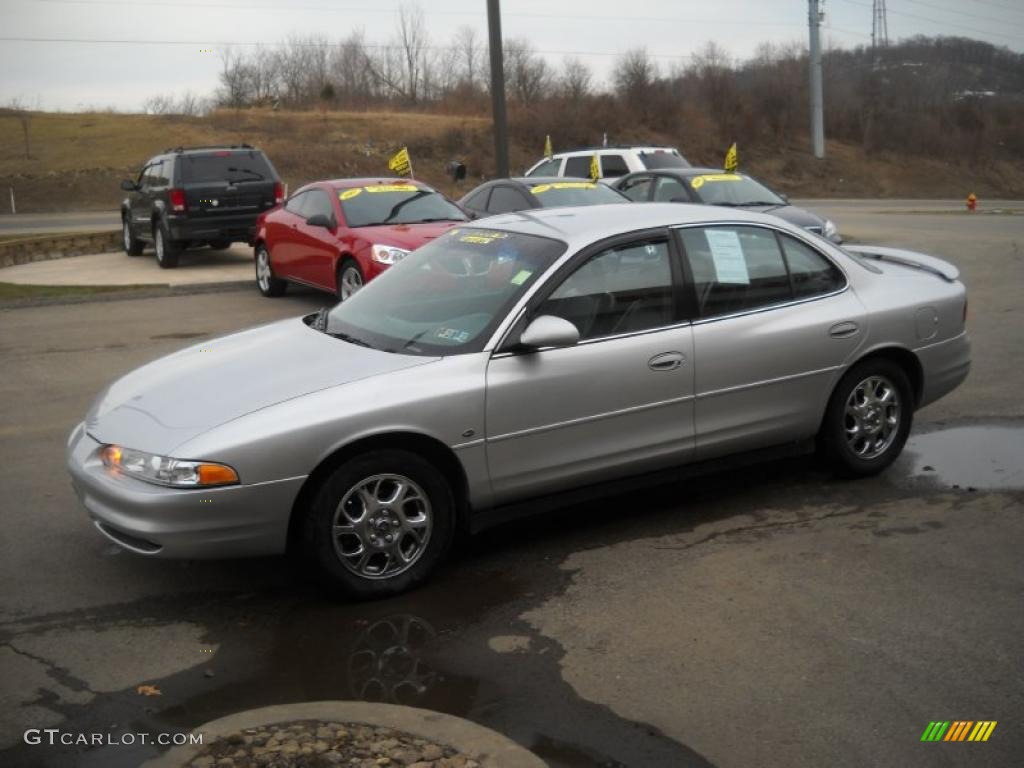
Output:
[
  {"left": 458, "top": 231, "right": 510, "bottom": 245},
  {"left": 705, "top": 229, "right": 750, "bottom": 284},
  {"left": 339, "top": 188, "right": 362, "bottom": 201},
  {"left": 435, "top": 327, "right": 471, "bottom": 343},
  {"left": 530, "top": 182, "right": 597, "bottom": 195},
  {"left": 365, "top": 184, "right": 419, "bottom": 193},
  {"left": 690, "top": 174, "right": 742, "bottom": 189},
  {"left": 510, "top": 269, "right": 533, "bottom": 285}
]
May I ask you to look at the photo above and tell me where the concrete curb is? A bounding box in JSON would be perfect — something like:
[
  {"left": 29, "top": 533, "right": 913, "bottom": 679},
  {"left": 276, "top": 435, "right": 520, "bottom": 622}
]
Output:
[
  {"left": 0, "top": 280, "right": 253, "bottom": 310},
  {"left": 0, "top": 230, "right": 120, "bottom": 268},
  {"left": 143, "top": 701, "right": 547, "bottom": 768}
]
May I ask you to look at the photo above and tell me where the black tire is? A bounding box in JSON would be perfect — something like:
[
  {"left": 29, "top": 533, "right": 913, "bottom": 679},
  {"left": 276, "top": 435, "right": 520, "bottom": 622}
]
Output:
[
  {"left": 122, "top": 216, "right": 144, "bottom": 256},
  {"left": 153, "top": 220, "right": 181, "bottom": 269},
  {"left": 255, "top": 243, "right": 287, "bottom": 297},
  {"left": 337, "top": 258, "right": 364, "bottom": 301},
  {"left": 208, "top": 239, "right": 232, "bottom": 250},
  {"left": 818, "top": 358, "right": 914, "bottom": 478},
  {"left": 302, "top": 450, "right": 456, "bottom": 599}
]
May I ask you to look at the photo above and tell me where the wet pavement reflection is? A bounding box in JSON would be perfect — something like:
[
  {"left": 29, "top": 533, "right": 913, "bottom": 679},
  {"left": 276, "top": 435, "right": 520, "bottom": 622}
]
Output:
[{"left": 895, "top": 421, "right": 1024, "bottom": 490}]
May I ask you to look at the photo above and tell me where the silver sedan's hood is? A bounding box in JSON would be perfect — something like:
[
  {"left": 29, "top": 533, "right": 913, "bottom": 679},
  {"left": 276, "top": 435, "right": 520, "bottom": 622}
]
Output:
[{"left": 86, "top": 316, "right": 436, "bottom": 455}]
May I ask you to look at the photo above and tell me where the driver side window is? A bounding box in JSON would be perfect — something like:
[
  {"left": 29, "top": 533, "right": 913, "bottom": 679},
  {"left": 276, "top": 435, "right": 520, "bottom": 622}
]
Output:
[{"left": 537, "top": 236, "right": 675, "bottom": 341}]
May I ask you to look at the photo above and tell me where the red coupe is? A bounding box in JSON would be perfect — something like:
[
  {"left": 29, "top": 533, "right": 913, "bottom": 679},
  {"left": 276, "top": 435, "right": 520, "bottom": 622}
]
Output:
[{"left": 254, "top": 177, "right": 468, "bottom": 299}]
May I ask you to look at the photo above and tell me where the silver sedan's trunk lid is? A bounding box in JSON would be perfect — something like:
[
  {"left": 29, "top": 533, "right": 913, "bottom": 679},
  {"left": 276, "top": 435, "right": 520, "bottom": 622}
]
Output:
[
  {"left": 843, "top": 244, "right": 960, "bottom": 281},
  {"left": 86, "top": 316, "right": 435, "bottom": 455}
]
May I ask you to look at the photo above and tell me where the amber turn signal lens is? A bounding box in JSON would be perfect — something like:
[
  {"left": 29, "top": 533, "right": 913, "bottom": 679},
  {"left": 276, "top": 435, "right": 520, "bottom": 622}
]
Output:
[
  {"left": 197, "top": 463, "right": 239, "bottom": 486},
  {"left": 101, "top": 445, "right": 123, "bottom": 467}
]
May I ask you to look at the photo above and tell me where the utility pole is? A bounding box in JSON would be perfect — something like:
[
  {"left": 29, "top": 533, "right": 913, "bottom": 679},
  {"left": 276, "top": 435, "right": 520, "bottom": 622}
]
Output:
[
  {"left": 871, "top": 0, "right": 889, "bottom": 52},
  {"left": 808, "top": 0, "right": 825, "bottom": 159},
  {"left": 486, "top": 0, "right": 509, "bottom": 177}
]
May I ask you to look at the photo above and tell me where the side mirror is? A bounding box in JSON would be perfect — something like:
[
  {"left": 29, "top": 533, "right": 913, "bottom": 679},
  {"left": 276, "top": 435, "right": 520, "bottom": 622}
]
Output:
[
  {"left": 121, "top": 180, "right": 138, "bottom": 191},
  {"left": 519, "top": 315, "right": 580, "bottom": 349},
  {"left": 306, "top": 214, "right": 334, "bottom": 229}
]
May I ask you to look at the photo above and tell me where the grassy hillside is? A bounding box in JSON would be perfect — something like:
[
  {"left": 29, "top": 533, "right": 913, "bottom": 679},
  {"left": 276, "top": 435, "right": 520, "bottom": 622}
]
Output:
[{"left": 1, "top": 108, "right": 1022, "bottom": 213}]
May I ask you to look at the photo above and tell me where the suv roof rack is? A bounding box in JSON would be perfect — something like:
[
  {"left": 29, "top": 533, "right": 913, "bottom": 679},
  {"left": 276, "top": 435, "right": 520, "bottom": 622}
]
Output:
[
  {"left": 561, "top": 145, "right": 675, "bottom": 152},
  {"left": 162, "top": 144, "right": 255, "bottom": 153}
]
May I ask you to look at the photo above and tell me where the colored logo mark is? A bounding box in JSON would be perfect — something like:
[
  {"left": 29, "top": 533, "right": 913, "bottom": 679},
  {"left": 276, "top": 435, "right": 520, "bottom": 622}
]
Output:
[{"left": 921, "top": 721, "right": 997, "bottom": 742}]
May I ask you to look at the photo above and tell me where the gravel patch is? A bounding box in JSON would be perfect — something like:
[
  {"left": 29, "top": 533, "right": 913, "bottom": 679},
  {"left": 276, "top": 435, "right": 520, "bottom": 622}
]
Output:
[{"left": 186, "top": 720, "right": 480, "bottom": 768}]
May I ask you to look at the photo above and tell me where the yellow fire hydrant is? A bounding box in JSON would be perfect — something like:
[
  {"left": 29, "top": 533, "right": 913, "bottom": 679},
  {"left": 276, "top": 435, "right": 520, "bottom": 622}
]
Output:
[{"left": 966, "top": 193, "right": 977, "bottom": 212}]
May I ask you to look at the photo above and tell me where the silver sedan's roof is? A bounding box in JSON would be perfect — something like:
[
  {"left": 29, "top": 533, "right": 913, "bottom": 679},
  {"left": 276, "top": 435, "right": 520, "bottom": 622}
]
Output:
[{"left": 473, "top": 202, "right": 793, "bottom": 248}]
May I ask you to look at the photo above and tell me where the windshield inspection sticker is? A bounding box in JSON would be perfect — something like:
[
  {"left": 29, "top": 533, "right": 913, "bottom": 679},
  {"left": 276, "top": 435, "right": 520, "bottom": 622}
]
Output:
[
  {"left": 705, "top": 229, "right": 750, "bottom": 284},
  {"left": 530, "top": 182, "right": 597, "bottom": 195},
  {"left": 690, "top": 174, "right": 741, "bottom": 189},
  {"left": 510, "top": 269, "right": 533, "bottom": 285},
  {"left": 436, "top": 327, "right": 471, "bottom": 343},
  {"left": 339, "top": 188, "right": 362, "bottom": 201}
]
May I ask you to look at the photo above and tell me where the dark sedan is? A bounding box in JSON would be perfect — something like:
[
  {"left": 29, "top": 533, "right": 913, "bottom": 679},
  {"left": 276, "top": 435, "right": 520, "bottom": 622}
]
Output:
[
  {"left": 459, "top": 176, "right": 629, "bottom": 219},
  {"left": 611, "top": 167, "right": 841, "bottom": 243}
]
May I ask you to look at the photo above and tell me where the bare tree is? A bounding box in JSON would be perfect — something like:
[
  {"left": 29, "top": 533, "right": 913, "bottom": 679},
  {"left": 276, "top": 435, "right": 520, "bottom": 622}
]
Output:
[
  {"left": 218, "top": 47, "right": 252, "bottom": 108},
  {"left": 504, "top": 38, "right": 550, "bottom": 105},
  {"left": 453, "top": 25, "right": 483, "bottom": 88},
  {"left": 2, "top": 99, "right": 33, "bottom": 159},
  {"left": 559, "top": 57, "right": 592, "bottom": 102}
]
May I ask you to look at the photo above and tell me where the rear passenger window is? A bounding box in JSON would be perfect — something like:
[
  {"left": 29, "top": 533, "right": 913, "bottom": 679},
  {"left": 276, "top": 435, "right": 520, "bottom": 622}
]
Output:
[
  {"left": 679, "top": 226, "right": 792, "bottom": 318},
  {"left": 564, "top": 156, "right": 592, "bottom": 178},
  {"left": 284, "top": 191, "right": 309, "bottom": 216},
  {"left": 461, "top": 188, "right": 490, "bottom": 213},
  {"left": 653, "top": 176, "right": 690, "bottom": 203},
  {"left": 600, "top": 155, "right": 629, "bottom": 178},
  {"left": 487, "top": 186, "right": 530, "bottom": 214},
  {"left": 539, "top": 238, "right": 674, "bottom": 340},
  {"left": 779, "top": 234, "right": 845, "bottom": 298},
  {"left": 527, "top": 159, "right": 561, "bottom": 177}
]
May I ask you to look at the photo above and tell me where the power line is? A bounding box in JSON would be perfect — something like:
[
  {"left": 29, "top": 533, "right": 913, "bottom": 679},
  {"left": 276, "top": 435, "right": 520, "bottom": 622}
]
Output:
[
  {"left": 833, "top": 0, "right": 1024, "bottom": 44},
  {"left": 964, "top": 0, "right": 1024, "bottom": 17},
  {"left": 0, "top": 36, "right": 718, "bottom": 61},
  {"left": 899, "top": 0, "right": 1022, "bottom": 28},
  {"left": 29, "top": 0, "right": 803, "bottom": 27}
]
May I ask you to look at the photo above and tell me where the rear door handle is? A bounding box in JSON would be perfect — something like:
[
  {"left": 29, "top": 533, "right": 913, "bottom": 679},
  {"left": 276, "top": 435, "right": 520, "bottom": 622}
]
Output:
[
  {"left": 829, "top": 321, "right": 859, "bottom": 339},
  {"left": 648, "top": 351, "right": 687, "bottom": 371}
]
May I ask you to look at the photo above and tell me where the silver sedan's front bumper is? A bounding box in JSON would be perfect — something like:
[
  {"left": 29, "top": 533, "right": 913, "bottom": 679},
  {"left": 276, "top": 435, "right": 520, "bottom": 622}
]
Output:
[{"left": 66, "top": 422, "right": 306, "bottom": 558}]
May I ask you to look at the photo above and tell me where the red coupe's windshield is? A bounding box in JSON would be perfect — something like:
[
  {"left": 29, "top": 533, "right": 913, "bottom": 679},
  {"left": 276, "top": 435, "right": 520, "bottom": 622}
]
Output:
[{"left": 338, "top": 183, "right": 468, "bottom": 227}]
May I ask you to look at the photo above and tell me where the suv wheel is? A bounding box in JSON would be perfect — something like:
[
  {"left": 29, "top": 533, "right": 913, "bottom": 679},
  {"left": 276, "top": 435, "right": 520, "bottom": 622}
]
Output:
[
  {"left": 154, "top": 221, "right": 181, "bottom": 269},
  {"left": 302, "top": 450, "right": 456, "bottom": 598},
  {"left": 255, "top": 243, "right": 287, "bottom": 297},
  {"left": 122, "top": 217, "right": 144, "bottom": 256},
  {"left": 338, "top": 259, "right": 363, "bottom": 301},
  {"left": 819, "top": 358, "right": 913, "bottom": 477}
]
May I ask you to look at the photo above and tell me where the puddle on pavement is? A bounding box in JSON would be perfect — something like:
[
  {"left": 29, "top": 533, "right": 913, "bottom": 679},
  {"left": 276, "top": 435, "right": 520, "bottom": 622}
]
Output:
[
  {"left": 896, "top": 423, "right": 1024, "bottom": 490},
  {"left": 1, "top": 564, "right": 709, "bottom": 768}
]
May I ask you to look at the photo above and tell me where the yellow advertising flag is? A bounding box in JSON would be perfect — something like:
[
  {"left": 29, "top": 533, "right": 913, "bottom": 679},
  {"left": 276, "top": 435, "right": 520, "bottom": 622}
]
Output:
[
  {"left": 544, "top": 134, "right": 553, "bottom": 161},
  {"left": 724, "top": 142, "right": 738, "bottom": 173},
  {"left": 589, "top": 153, "right": 600, "bottom": 181},
  {"left": 388, "top": 146, "right": 413, "bottom": 178}
]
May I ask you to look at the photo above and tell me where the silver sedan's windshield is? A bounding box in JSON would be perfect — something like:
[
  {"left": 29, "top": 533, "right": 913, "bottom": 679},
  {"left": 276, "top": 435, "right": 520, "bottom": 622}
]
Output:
[{"left": 324, "top": 228, "right": 566, "bottom": 355}]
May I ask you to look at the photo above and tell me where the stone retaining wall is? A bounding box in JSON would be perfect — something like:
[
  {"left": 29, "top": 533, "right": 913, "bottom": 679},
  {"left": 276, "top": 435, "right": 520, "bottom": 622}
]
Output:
[{"left": 0, "top": 230, "right": 120, "bottom": 269}]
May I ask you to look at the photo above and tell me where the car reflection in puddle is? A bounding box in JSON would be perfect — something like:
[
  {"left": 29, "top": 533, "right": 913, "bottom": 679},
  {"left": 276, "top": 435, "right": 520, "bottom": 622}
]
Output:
[
  {"left": 895, "top": 422, "right": 1024, "bottom": 490},
  {"left": 347, "top": 614, "right": 439, "bottom": 705}
]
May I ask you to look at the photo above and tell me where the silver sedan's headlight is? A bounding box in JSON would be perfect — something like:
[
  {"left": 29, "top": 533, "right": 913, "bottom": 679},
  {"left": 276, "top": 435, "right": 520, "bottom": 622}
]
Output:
[
  {"left": 823, "top": 218, "right": 838, "bottom": 239},
  {"left": 371, "top": 244, "right": 410, "bottom": 265},
  {"left": 101, "top": 445, "right": 239, "bottom": 488}
]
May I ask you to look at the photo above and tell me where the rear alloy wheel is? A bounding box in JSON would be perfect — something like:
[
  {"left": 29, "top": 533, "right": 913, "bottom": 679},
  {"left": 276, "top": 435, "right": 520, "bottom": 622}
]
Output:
[
  {"left": 819, "top": 358, "right": 913, "bottom": 477},
  {"left": 255, "top": 243, "right": 287, "bottom": 297},
  {"left": 122, "top": 217, "right": 144, "bottom": 256},
  {"left": 303, "top": 450, "right": 455, "bottom": 598},
  {"left": 153, "top": 222, "right": 181, "bottom": 269},
  {"left": 338, "top": 259, "right": 364, "bottom": 301}
]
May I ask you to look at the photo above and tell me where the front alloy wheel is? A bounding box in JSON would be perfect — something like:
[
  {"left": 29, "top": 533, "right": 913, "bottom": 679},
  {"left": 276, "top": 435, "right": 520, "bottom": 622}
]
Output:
[
  {"left": 338, "top": 261, "right": 364, "bottom": 301},
  {"left": 304, "top": 450, "right": 455, "bottom": 598}
]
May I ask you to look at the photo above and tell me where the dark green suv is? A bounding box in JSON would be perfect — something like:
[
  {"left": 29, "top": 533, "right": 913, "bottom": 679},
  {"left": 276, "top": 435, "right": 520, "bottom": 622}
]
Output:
[{"left": 120, "top": 145, "right": 283, "bottom": 268}]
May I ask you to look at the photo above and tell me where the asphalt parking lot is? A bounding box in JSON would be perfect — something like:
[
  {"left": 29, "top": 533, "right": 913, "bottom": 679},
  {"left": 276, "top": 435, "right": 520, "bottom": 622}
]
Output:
[{"left": 0, "top": 201, "right": 1022, "bottom": 767}]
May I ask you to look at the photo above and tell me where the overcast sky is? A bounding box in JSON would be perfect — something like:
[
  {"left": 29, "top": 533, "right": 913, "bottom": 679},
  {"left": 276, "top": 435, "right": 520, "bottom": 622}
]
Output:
[{"left": 1, "top": 0, "right": 1022, "bottom": 111}]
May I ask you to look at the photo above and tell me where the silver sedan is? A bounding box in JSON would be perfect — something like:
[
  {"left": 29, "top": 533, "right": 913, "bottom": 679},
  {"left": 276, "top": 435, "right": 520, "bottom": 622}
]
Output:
[{"left": 67, "top": 204, "right": 970, "bottom": 597}]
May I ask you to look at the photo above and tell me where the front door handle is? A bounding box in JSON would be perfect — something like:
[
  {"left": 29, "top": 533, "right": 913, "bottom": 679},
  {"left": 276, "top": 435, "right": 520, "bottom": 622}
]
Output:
[
  {"left": 648, "top": 351, "right": 687, "bottom": 371},
  {"left": 829, "top": 321, "right": 860, "bottom": 339}
]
